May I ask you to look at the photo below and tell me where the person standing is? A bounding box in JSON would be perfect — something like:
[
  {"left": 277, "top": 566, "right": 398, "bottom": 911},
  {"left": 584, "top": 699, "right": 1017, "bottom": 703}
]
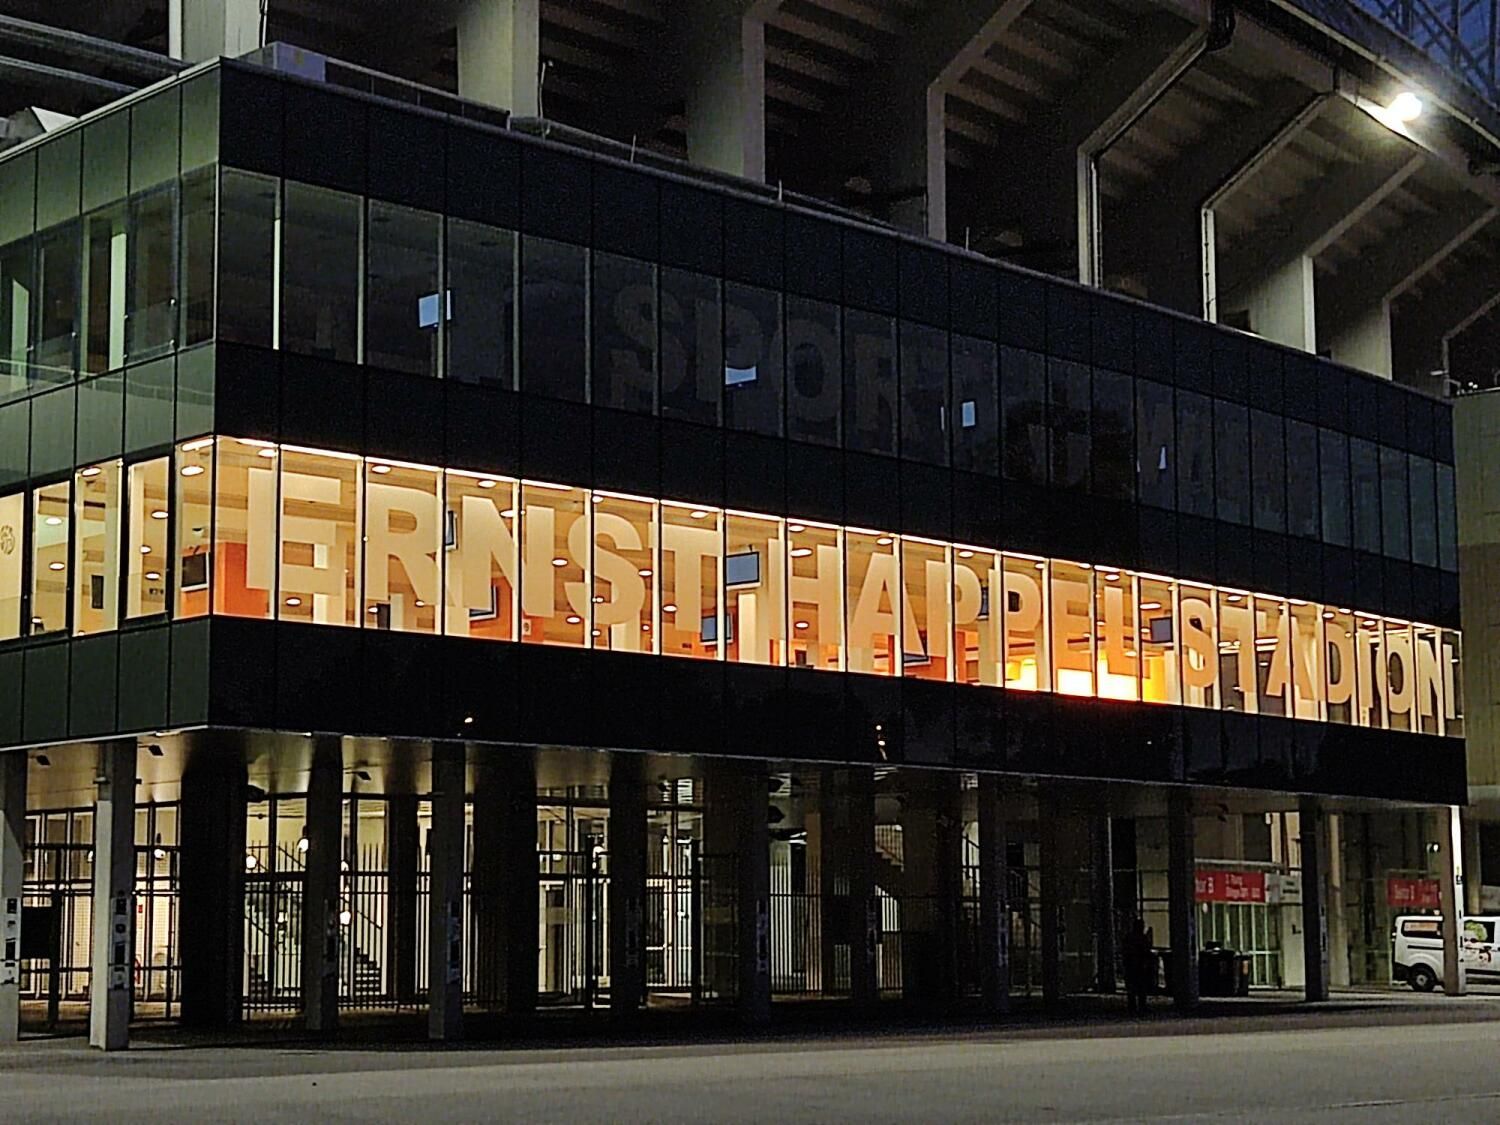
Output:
[{"left": 1123, "top": 915, "right": 1155, "bottom": 1015}]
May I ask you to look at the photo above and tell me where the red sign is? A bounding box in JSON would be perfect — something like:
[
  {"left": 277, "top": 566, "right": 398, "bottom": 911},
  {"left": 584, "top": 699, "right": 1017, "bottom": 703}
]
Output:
[
  {"left": 1386, "top": 877, "right": 1441, "bottom": 909},
  {"left": 1195, "top": 869, "right": 1267, "bottom": 904}
]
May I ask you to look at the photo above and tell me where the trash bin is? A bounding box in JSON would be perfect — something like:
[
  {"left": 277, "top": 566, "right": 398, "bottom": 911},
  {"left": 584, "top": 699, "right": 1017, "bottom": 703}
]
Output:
[{"left": 1199, "top": 945, "right": 1242, "bottom": 997}]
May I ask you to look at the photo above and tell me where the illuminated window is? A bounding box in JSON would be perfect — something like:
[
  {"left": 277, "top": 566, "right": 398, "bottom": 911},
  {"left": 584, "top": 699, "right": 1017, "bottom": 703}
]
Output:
[
  {"left": 364, "top": 460, "right": 440, "bottom": 633},
  {"left": 1413, "top": 626, "right": 1442, "bottom": 735},
  {"left": 73, "top": 460, "right": 121, "bottom": 636},
  {"left": 125, "top": 457, "right": 169, "bottom": 620},
  {"left": 902, "top": 538, "right": 951, "bottom": 682},
  {"left": 444, "top": 472, "right": 517, "bottom": 641},
  {"left": 1289, "top": 601, "right": 1323, "bottom": 721},
  {"left": 279, "top": 448, "right": 361, "bottom": 627},
  {"left": 593, "top": 493, "right": 656, "bottom": 652},
  {"left": 30, "top": 481, "right": 70, "bottom": 636},
  {"left": 1003, "top": 555, "right": 1049, "bottom": 691},
  {"left": 790, "top": 522, "right": 841, "bottom": 670},
  {"left": 213, "top": 439, "right": 275, "bottom": 618},
  {"left": 1383, "top": 622, "right": 1414, "bottom": 732},
  {"left": 1217, "top": 590, "right": 1255, "bottom": 713},
  {"left": 1050, "top": 561, "right": 1094, "bottom": 697},
  {"left": 1254, "top": 597, "right": 1289, "bottom": 718},
  {"left": 1179, "top": 584, "right": 1218, "bottom": 709},
  {"left": 953, "top": 547, "right": 1001, "bottom": 687},
  {"left": 520, "top": 484, "right": 588, "bottom": 647},
  {"left": 1095, "top": 568, "right": 1137, "bottom": 701},
  {"left": 1138, "top": 577, "right": 1179, "bottom": 705},
  {"left": 1442, "top": 629, "right": 1464, "bottom": 737},
  {"left": 846, "top": 529, "right": 898, "bottom": 676},
  {"left": 1323, "top": 607, "right": 1354, "bottom": 725},
  {"left": 175, "top": 439, "right": 214, "bottom": 619},
  {"left": 1354, "top": 615, "right": 1385, "bottom": 729},
  {"left": 725, "top": 513, "right": 785, "bottom": 666},
  {"left": 660, "top": 502, "right": 720, "bottom": 659},
  {"left": 0, "top": 492, "right": 22, "bottom": 639}
]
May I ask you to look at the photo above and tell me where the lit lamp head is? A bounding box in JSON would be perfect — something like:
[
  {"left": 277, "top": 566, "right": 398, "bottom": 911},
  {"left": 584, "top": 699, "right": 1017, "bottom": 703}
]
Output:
[{"left": 1387, "top": 91, "right": 1423, "bottom": 123}]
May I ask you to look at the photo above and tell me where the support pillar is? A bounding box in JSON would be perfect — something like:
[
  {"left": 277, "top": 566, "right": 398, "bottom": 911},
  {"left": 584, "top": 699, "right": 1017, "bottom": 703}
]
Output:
[
  {"left": 1038, "top": 801, "right": 1063, "bottom": 1008},
  {"left": 899, "top": 773, "right": 961, "bottom": 1011},
  {"left": 679, "top": 1, "right": 769, "bottom": 182},
  {"left": 0, "top": 753, "right": 26, "bottom": 1043},
  {"left": 609, "top": 754, "right": 647, "bottom": 1020},
  {"left": 169, "top": 0, "right": 263, "bottom": 62},
  {"left": 1166, "top": 789, "right": 1199, "bottom": 1009},
  {"left": 1298, "top": 795, "right": 1329, "bottom": 1002},
  {"left": 178, "top": 749, "right": 247, "bottom": 1029},
  {"left": 385, "top": 795, "right": 419, "bottom": 1005},
  {"left": 1439, "top": 804, "right": 1468, "bottom": 996},
  {"left": 300, "top": 739, "right": 342, "bottom": 1034},
  {"left": 1327, "top": 302, "right": 1393, "bottom": 378},
  {"left": 472, "top": 750, "right": 537, "bottom": 1014},
  {"left": 427, "top": 744, "right": 466, "bottom": 1041},
  {"left": 976, "top": 774, "right": 1009, "bottom": 1016},
  {"left": 456, "top": 0, "right": 541, "bottom": 117},
  {"left": 1327, "top": 812, "right": 1350, "bottom": 989},
  {"left": 90, "top": 742, "right": 136, "bottom": 1051},
  {"left": 706, "top": 759, "right": 771, "bottom": 1023},
  {"left": 1463, "top": 813, "right": 1483, "bottom": 917},
  {"left": 847, "top": 769, "right": 878, "bottom": 1009},
  {"left": 1092, "top": 814, "right": 1117, "bottom": 993}
]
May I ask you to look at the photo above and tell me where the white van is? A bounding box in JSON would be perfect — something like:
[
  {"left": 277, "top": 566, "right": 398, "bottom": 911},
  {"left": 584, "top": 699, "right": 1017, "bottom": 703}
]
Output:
[{"left": 1392, "top": 914, "right": 1500, "bottom": 991}]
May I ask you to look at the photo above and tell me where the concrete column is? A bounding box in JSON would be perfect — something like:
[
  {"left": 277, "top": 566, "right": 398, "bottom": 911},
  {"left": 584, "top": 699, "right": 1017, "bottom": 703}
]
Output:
[
  {"left": 977, "top": 774, "right": 1010, "bottom": 1016},
  {"left": 812, "top": 771, "right": 835, "bottom": 996},
  {"left": 899, "top": 773, "right": 961, "bottom": 1011},
  {"left": 427, "top": 744, "right": 466, "bottom": 1040},
  {"left": 456, "top": 0, "right": 541, "bottom": 117},
  {"left": 1038, "top": 800, "right": 1063, "bottom": 1007},
  {"left": 471, "top": 751, "right": 537, "bottom": 1014},
  {"left": 1166, "top": 789, "right": 1198, "bottom": 1009},
  {"left": 169, "top": 0, "right": 263, "bottom": 62},
  {"left": 1327, "top": 813, "right": 1350, "bottom": 989},
  {"left": 1092, "top": 814, "right": 1117, "bottom": 993},
  {"left": 705, "top": 759, "right": 772, "bottom": 1023},
  {"left": 1439, "top": 805, "right": 1468, "bottom": 996},
  {"left": 385, "top": 795, "right": 419, "bottom": 1005},
  {"left": 1327, "top": 302, "right": 1393, "bottom": 378},
  {"left": 0, "top": 753, "right": 26, "bottom": 1043},
  {"left": 847, "top": 769, "right": 878, "bottom": 1008},
  {"left": 90, "top": 742, "right": 136, "bottom": 1051},
  {"left": 178, "top": 750, "right": 247, "bottom": 1029},
  {"left": 300, "top": 740, "right": 342, "bottom": 1034},
  {"left": 1298, "top": 795, "right": 1329, "bottom": 1002},
  {"left": 680, "top": 1, "right": 769, "bottom": 182},
  {"left": 1463, "top": 813, "right": 1483, "bottom": 917},
  {"left": 1238, "top": 255, "right": 1317, "bottom": 352},
  {"left": 609, "top": 754, "right": 647, "bottom": 1020}
]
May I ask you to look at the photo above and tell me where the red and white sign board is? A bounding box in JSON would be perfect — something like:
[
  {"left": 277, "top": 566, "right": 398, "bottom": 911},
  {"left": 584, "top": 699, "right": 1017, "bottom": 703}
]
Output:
[
  {"left": 1386, "top": 877, "right": 1441, "bottom": 910},
  {"left": 1195, "top": 869, "right": 1268, "bottom": 904}
]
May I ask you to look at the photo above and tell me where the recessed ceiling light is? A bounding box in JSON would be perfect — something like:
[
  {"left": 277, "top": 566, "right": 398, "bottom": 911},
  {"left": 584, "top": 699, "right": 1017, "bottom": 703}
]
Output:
[
  {"left": 478, "top": 479, "right": 497, "bottom": 489},
  {"left": 371, "top": 464, "right": 391, "bottom": 475},
  {"left": 80, "top": 466, "right": 101, "bottom": 478},
  {"left": 285, "top": 597, "right": 302, "bottom": 607},
  {"left": 151, "top": 510, "right": 168, "bottom": 520},
  {"left": 790, "top": 547, "right": 813, "bottom": 558},
  {"left": 257, "top": 448, "right": 277, "bottom": 459},
  {"left": 794, "top": 621, "right": 809, "bottom": 630},
  {"left": 638, "top": 568, "right": 652, "bottom": 578},
  {"left": 690, "top": 510, "right": 708, "bottom": 520},
  {"left": 552, "top": 557, "right": 567, "bottom": 568},
  {"left": 145, "top": 571, "right": 161, "bottom": 581},
  {"left": 663, "top": 604, "right": 677, "bottom": 614},
  {"left": 566, "top": 614, "right": 581, "bottom": 625},
  {"left": 180, "top": 465, "right": 205, "bottom": 477},
  {"left": 44, "top": 516, "right": 62, "bottom": 526},
  {"left": 47, "top": 561, "right": 64, "bottom": 571}
]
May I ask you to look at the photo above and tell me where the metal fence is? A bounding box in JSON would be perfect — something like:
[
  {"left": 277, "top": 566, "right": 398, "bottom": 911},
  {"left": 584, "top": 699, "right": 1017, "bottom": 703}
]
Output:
[{"left": 1351, "top": 0, "right": 1500, "bottom": 105}]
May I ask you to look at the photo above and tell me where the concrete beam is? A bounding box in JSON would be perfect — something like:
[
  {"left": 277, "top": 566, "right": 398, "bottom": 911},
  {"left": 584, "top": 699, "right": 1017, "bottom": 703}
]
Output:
[
  {"left": 456, "top": 0, "right": 541, "bottom": 116},
  {"left": 168, "top": 0, "right": 262, "bottom": 62}
]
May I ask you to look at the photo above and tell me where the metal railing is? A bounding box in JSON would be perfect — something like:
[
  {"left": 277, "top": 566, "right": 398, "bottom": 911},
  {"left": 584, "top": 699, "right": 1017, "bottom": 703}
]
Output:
[{"left": 1352, "top": 0, "right": 1500, "bottom": 105}]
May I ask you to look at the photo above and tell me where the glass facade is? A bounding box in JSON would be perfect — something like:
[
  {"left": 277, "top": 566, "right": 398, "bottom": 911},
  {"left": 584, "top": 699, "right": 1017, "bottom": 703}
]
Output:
[{"left": 0, "top": 436, "right": 1461, "bottom": 737}]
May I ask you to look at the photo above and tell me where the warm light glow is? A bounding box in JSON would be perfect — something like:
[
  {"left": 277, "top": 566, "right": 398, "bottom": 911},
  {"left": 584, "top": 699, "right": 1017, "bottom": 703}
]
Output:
[
  {"left": 180, "top": 465, "right": 205, "bottom": 477},
  {"left": 1388, "top": 91, "right": 1423, "bottom": 122}
]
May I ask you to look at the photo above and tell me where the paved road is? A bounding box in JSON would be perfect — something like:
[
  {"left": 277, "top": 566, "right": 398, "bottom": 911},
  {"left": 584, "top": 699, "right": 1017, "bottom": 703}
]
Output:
[{"left": 8, "top": 1008, "right": 1500, "bottom": 1123}]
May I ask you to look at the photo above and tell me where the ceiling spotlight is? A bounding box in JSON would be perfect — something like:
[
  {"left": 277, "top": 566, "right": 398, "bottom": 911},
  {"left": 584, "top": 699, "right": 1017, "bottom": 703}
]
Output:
[
  {"left": 1388, "top": 91, "right": 1423, "bottom": 123},
  {"left": 371, "top": 464, "right": 392, "bottom": 475},
  {"left": 478, "top": 479, "right": 497, "bottom": 489}
]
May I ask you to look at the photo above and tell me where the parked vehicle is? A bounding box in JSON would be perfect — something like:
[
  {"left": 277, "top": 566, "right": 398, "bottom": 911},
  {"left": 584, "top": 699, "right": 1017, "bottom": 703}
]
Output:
[{"left": 1392, "top": 914, "right": 1500, "bottom": 991}]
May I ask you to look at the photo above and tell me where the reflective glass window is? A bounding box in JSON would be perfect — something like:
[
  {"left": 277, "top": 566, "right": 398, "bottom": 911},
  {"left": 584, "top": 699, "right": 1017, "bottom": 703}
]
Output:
[
  {"left": 34, "top": 223, "right": 80, "bottom": 383},
  {"left": 1319, "top": 429, "right": 1351, "bottom": 547},
  {"left": 1379, "top": 445, "right": 1409, "bottom": 560},
  {"left": 1285, "top": 420, "right": 1319, "bottom": 539},
  {"left": 1213, "top": 402, "right": 1249, "bottom": 525},
  {"left": 953, "top": 547, "right": 1001, "bottom": 686},
  {"left": 282, "top": 182, "right": 360, "bottom": 363},
  {"left": 279, "top": 449, "right": 361, "bottom": 627},
  {"left": 1289, "top": 600, "right": 1322, "bottom": 721},
  {"left": 520, "top": 238, "right": 587, "bottom": 401},
  {"left": 903, "top": 538, "right": 951, "bottom": 682},
  {"left": 592, "top": 254, "right": 657, "bottom": 414},
  {"left": 1048, "top": 360, "right": 1090, "bottom": 491},
  {"left": 82, "top": 207, "right": 128, "bottom": 374},
  {"left": 73, "top": 461, "right": 121, "bottom": 636},
  {"left": 1000, "top": 348, "right": 1047, "bottom": 485},
  {"left": 726, "top": 512, "right": 785, "bottom": 666},
  {"left": 1050, "top": 561, "right": 1094, "bottom": 696},
  {"left": 1135, "top": 379, "right": 1174, "bottom": 510},
  {"left": 444, "top": 471, "right": 517, "bottom": 641},
  {"left": 30, "top": 481, "right": 69, "bottom": 635},
  {"left": 660, "top": 269, "right": 721, "bottom": 425},
  {"left": 446, "top": 218, "right": 516, "bottom": 389},
  {"left": 724, "top": 283, "right": 783, "bottom": 436},
  {"left": 847, "top": 528, "right": 899, "bottom": 676},
  {"left": 1138, "top": 577, "right": 1179, "bottom": 705},
  {"left": 1254, "top": 596, "right": 1289, "bottom": 717},
  {"left": 1324, "top": 607, "right": 1355, "bottom": 725},
  {"left": 1091, "top": 369, "right": 1133, "bottom": 501},
  {"left": 1409, "top": 455, "right": 1437, "bottom": 568},
  {"left": 211, "top": 437, "right": 277, "bottom": 620},
  {"left": 0, "top": 492, "right": 22, "bottom": 639},
  {"left": 900, "top": 322, "right": 949, "bottom": 465},
  {"left": 179, "top": 168, "right": 216, "bottom": 348},
  {"left": 1178, "top": 583, "right": 1218, "bottom": 709},
  {"left": 844, "top": 309, "right": 896, "bottom": 455},
  {"left": 1096, "top": 567, "right": 1137, "bottom": 700},
  {"left": 520, "top": 483, "right": 588, "bottom": 646},
  {"left": 126, "top": 457, "right": 169, "bottom": 620},
  {"left": 1003, "top": 555, "right": 1049, "bottom": 691},
  {"left": 175, "top": 438, "right": 213, "bottom": 619},
  {"left": 0, "top": 238, "right": 32, "bottom": 402},
  {"left": 786, "top": 298, "right": 840, "bottom": 446},
  {"left": 789, "top": 521, "right": 841, "bottom": 670},
  {"left": 127, "top": 184, "right": 178, "bottom": 361},
  {"left": 1384, "top": 621, "right": 1414, "bottom": 732},
  {"left": 1437, "top": 464, "right": 1457, "bottom": 573},
  {"left": 951, "top": 335, "right": 997, "bottom": 474},
  {"left": 593, "top": 493, "right": 656, "bottom": 652},
  {"left": 1350, "top": 438, "right": 1381, "bottom": 554},
  {"left": 1250, "top": 410, "right": 1285, "bottom": 533},
  {"left": 1217, "top": 590, "right": 1254, "bottom": 712},
  {"left": 364, "top": 460, "right": 440, "bottom": 633},
  {"left": 365, "top": 202, "right": 440, "bottom": 378},
  {"left": 1354, "top": 615, "right": 1385, "bottom": 728},
  {"left": 1176, "top": 391, "right": 1214, "bottom": 518},
  {"left": 660, "top": 501, "right": 721, "bottom": 659},
  {"left": 217, "top": 170, "right": 277, "bottom": 349}
]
